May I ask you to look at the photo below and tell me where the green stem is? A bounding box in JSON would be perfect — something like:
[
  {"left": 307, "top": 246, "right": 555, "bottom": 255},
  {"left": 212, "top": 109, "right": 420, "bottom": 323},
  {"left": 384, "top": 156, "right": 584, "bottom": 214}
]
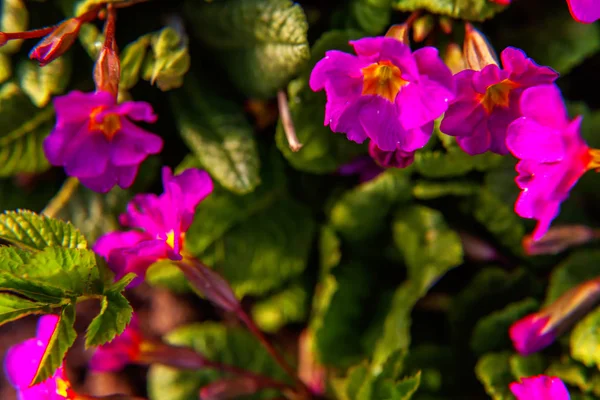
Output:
[{"left": 42, "top": 177, "right": 79, "bottom": 218}]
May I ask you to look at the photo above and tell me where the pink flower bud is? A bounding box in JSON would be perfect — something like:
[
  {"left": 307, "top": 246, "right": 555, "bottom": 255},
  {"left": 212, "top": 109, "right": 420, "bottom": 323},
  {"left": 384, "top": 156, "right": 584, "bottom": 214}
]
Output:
[
  {"left": 29, "top": 18, "right": 82, "bottom": 66},
  {"left": 463, "top": 23, "right": 499, "bottom": 71},
  {"left": 523, "top": 225, "right": 596, "bottom": 255},
  {"left": 385, "top": 24, "right": 410, "bottom": 45}
]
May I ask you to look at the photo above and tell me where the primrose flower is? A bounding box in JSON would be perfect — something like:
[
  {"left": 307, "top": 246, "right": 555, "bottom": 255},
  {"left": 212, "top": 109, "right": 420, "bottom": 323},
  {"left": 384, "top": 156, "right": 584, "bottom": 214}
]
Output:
[
  {"left": 510, "top": 376, "right": 570, "bottom": 400},
  {"left": 44, "top": 90, "right": 164, "bottom": 193},
  {"left": 440, "top": 47, "right": 558, "bottom": 155},
  {"left": 310, "top": 36, "right": 455, "bottom": 152},
  {"left": 90, "top": 315, "right": 143, "bottom": 372},
  {"left": 568, "top": 0, "right": 600, "bottom": 23},
  {"left": 509, "top": 314, "right": 555, "bottom": 355},
  {"left": 94, "top": 167, "right": 213, "bottom": 285},
  {"left": 4, "top": 315, "right": 75, "bottom": 399},
  {"left": 506, "top": 84, "right": 600, "bottom": 240}
]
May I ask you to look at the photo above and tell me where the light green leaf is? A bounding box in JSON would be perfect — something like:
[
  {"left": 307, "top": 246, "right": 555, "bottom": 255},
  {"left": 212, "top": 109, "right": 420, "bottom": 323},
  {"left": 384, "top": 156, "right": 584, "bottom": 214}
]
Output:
[
  {"left": 319, "top": 225, "right": 341, "bottom": 277},
  {"left": 18, "top": 56, "right": 71, "bottom": 107},
  {"left": 77, "top": 23, "right": 104, "bottom": 58},
  {"left": 330, "top": 169, "right": 411, "bottom": 241},
  {"left": 0, "top": 293, "right": 49, "bottom": 326},
  {"left": 392, "top": 0, "right": 506, "bottom": 21},
  {"left": 252, "top": 283, "right": 308, "bottom": 333},
  {"left": 545, "top": 250, "right": 600, "bottom": 305},
  {"left": 393, "top": 205, "right": 463, "bottom": 293},
  {"left": 414, "top": 149, "right": 502, "bottom": 178},
  {"left": 509, "top": 353, "right": 546, "bottom": 379},
  {"left": 571, "top": 307, "right": 600, "bottom": 369},
  {"left": 1, "top": 0, "right": 28, "bottom": 54},
  {"left": 471, "top": 298, "right": 539, "bottom": 355},
  {"left": 148, "top": 322, "right": 288, "bottom": 400},
  {"left": 32, "top": 303, "right": 77, "bottom": 385},
  {"left": 170, "top": 75, "right": 260, "bottom": 194},
  {"left": 146, "top": 260, "right": 190, "bottom": 293},
  {"left": 141, "top": 27, "right": 190, "bottom": 91},
  {"left": 119, "top": 35, "right": 151, "bottom": 90},
  {"left": 184, "top": 0, "right": 310, "bottom": 98},
  {"left": 545, "top": 358, "right": 600, "bottom": 396},
  {"left": 0, "top": 54, "right": 11, "bottom": 84},
  {"left": 85, "top": 289, "right": 133, "bottom": 348},
  {"left": 275, "top": 30, "right": 365, "bottom": 174},
  {"left": 0, "top": 209, "right": 87, "bottom": 250},
  {"left": 412, "top": 180, "right": 479, "bottom": 199},
  {"left": 0, "top": 83, "right": 54, "bottom": 176},
  {"left": 475, "top": 352, "right": 514, "bottom": 400}
]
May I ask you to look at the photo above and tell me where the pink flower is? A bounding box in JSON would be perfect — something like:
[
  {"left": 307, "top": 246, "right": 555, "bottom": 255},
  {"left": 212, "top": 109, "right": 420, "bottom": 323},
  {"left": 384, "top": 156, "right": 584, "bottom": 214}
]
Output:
[
  {"left": 510, "top": 376, "right": 570, "bottom": 400},
  {"left": 44, "top": 90, "right": 163, "bottom": 193},
  {"left": 94, "top": 167, "right": 213, "bottom": 285},
  {"left": 440, "top": 47, "right": 557, "bottom": 155},
  {"left": 567, "top": 0, "right": 600, "bottom": 23},
  {"left": 310, "top": 36, "right": 455, "bottom": 152},
  {"left": 90, "top": 315, "right": 143, "bottom": 372},
  {"left": 4, "top": 315, "right": 76, "bottom": 400},
  {"left": 509, "top": 314, "right": 555, "bottom": 355},
  {"left": 506, "top": 84, "right": 600, "bottom": 240},
  {"left": 368, "top": 141, "right": 415, "bottom": 169}
]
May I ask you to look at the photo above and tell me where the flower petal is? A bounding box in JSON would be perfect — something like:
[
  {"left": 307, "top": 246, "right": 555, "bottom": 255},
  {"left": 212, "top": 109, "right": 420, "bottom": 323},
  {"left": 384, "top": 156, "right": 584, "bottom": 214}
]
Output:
[
  {"left": 507, "top": 117, "right": 566, "bottom": 162},
  {"left": 110, "top": 120, "right": 163, "bottom": 166},
  {"left": 359, "top": 97, "right": 405, "bottom": 151},
  {"left": 64, "top": 132, "right": 110, "bottom": 178},
  {"left": 519, "top": 84, "right": 569, "bottom": 129},
  {"left": 397, "top": 78, "right": 453, "bottom": 131},
  {"left": 567, "top": 0, "right": 600, "bottom": 23},
  {"left": 501, "top": 47, "right": 558, "bottom": 86}
]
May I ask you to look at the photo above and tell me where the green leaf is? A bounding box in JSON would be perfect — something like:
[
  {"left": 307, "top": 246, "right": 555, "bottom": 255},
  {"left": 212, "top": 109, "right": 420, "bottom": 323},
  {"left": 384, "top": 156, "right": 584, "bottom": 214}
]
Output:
[
  {"left": 85, "top": 289, "right": 133, "bottom": 348},
  {"left": 18, "top": 57, "right": 71, "bottom": 107},
  {"left": 77, "top": 23, "right": 104, "bottom": 58},
  {"left": 118, "top": 35, "right": 151, "bottom": 91},
  {"left": 475, "top": 352, "right": 514, "bottom": 400},
  {"left": 412, "top": 180, "right": 479, "bottom": 200},
  {"left": 140, "top": 27, "right": 190, "bottom": 91},
  {"left": 392, "top": 205, "right": 463, "bottom": 293},
  {"left": 32, "top": 303, "right": 77, "bottom": 385},
  {"left": 392, "top": 0, "right": 506, "bottom": 21},
  {"left": 545, "top": 358, "right": 600, "bottom": 396},
  {"left": 1, "top": 0, "right": 28, "bottom": 54},
  {"left": 373, "top": 371, "right": 421, "bottom": 400},
  {"left": 330, "top": 169, "right": 411, "bottom": 241},
  {"left": 545, "top": 250, "right": 600, "bottom": 305},
  {"left": 147, "top": 322, "right": 288, "bottom": 400},
  {"left": 0, "top": 209, "right": 87, "bottom": 250},
  {"left": 275, "top": 30, "right": 365, "bottom": 174},
  {"left": 414, "top": 149, "right": 502, "bottom": 178},
  {"left": 146, "top": 260, "right": 190, "bottom": 293},
  {"left": 571, "top": 307, "right": 600, "bottom": 369},
  {"left": 346, "top": 0, "right": 393, "bottom": 35},
  {"left": 251, "top": 283, "right": 308, "bottom": 333},
  {"left": 471, "top": 298, "right": 539, "bottom": 355},
  {"left": 509, "top": 353, "right": 546, "bottom": 379},
  {"left": 0, "top": 83, "right": 54, "bottom": 176},
  {"left": 319, "top": 225, "right": 341, "bottom": 277},
  {"left": 184, "top": 0, "right": 310, "bottom": 98},
  {"left": 0, "top": 293, "right": 49, "bottom": 325},
  {"left": 0, "top": 54, "right": 11, "bottom": 85},
  {"left": 170, "top": 75, "right": 260, "bottom": 194}
]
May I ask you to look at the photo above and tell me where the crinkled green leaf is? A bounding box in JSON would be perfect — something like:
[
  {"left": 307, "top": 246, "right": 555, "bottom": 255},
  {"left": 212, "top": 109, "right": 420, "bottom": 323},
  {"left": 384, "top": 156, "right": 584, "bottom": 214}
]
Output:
[
  {"left": 0, "top": 83, "right": 53, "bottom": 176},
  {"left": 1, "top": 0, "right": 28, "bottom": 54},
  {"left": 275, "top": 30, "right": 365, "bottom": 174},
  {"left": 393, "top": 0, "right": 506, "bottom": 21},
  {"left": 571, "top": 307, "right": 600, "bottom": 369},
  {"left": 545, "top": 249, "right": 600, "bottom": 305},
  {"left": 32, "top": 303, "right": 77, "bottom": 385},
  {"left": 185, "top": 0, "right": 310, "bottom": 98},
  {"left": 118, "top": 35, "right": 151, "bottom": 91},
  {"left": 475, "top": 352, "right": 513, "bottom": 400},
  {"left": 85, "top": 289, "right": 133, "bottom": 348},
  {"left": 471, "top": 298, "right": 539, "bottom": 355},
  {"left": 148, "top": 322, "right": 288, "bottom": 400},
  {"left": 252, "top": 283, "right": 308, "bottom": 333},
  {"left": 0, "top": 293, "right": 49, "bottom": 326},
  {"left": 18, "top": 57, "right": 71, "bottom": 107},
  {"left": 141, "top": 27, "right": 190, "bottom": 91},
  {"left": 0, "top": 209, "right": 87, "bottom": 250},
  {"left": 170, "top": 75, "right": 260, "bottom": 194},
  {"left": 330, "top": 169, "right": 411, "bottom": 241}
]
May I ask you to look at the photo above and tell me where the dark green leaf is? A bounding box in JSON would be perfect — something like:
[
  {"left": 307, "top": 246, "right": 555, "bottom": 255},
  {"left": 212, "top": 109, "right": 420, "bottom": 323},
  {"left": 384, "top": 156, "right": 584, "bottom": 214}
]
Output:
[
  {"left": 0, "top": 293, "right": 49, "bottom": 326},
  {"left": 184, "top": 0, "right": 310, "bottom": 98},
  {"left": 170, "top": 75, "right": 260, "bottom": 194},
  {"left": 475, "top": 352, "right": 513, "bottom": 400},
  {"left": 0, "top": 209, "right": 87, "bottom": 250},
  {"left": 85, "top": 289, "right": 133, "bottom": 348},
  {"left": 392, "top": 0, "right": 506, "bottom": 21},
  {"left": 545, "top": 250, "right": 600, "bottom": 305},
  {"left": 412, "top": 180, "right": 479, "bottom": 200},
  {"left": 319, "top": 225, "right": 341, "bottom": 277},
  {"left": 251, "top": 283, "right": 308, "bottom": 333},
  {"left": 347, "top": 0, "right": 393, "bottom": 35},
  {"left": 32, "top": 303, "right": 77, "bottom": 384},
  {"left": 18, "top": 57, "right": 71, "bottom": 107},
  {"left": 509, "top": 354, "right": 546, "bottom": 379}
]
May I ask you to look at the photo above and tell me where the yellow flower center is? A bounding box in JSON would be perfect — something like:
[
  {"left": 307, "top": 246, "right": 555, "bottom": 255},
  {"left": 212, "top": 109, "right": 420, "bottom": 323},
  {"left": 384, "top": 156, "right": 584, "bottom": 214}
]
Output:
[
  {"left": 165, "top": 230, "right": 176, "bottom": 249},
  {"left": 361, "top": 60, "right": 407, "bottom": 103},
  {"left": 479, "top": 79, "right": 519, "bottom": 114},
  {"left": 89, "top": 106, "right": 121, "bottom": 140},
  {"left": 56, "top": 377, "right": 72, "bottom": 398},
  {"left": 587, "top": 148, "right": 600, "bottom": 171}
]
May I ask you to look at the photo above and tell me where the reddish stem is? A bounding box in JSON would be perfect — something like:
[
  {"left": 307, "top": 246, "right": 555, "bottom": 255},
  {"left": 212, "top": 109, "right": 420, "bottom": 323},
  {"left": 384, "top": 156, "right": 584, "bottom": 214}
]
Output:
[{"left": 2, "top": 26, "right": 55, "bottom": 41}]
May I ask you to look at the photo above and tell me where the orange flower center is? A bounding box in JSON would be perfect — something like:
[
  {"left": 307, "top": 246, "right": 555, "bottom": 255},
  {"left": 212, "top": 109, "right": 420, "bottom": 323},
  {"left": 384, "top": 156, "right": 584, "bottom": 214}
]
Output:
[
  {"left": 587, "top": 148, "right": 600, "bottom": 171},
  {"left": 361, "top": 60, "right": 407, "bottom": 103},
  {"left": 56, "top": 377, "right": 76, "bottom": 399},
  {"left": 89, "top": 106, "right": 121, "bottom": 140},
  {"left": 479, "top": 79, "right": 519, "bottom": 114}
]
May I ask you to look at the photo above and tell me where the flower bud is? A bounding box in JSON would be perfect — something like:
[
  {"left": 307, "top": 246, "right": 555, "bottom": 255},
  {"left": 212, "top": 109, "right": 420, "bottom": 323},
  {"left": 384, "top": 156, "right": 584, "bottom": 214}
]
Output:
[
  {"left": 413, "top": 15, "right": 434, "bottom": 43},
  {"left": 444, "top": 42, "right": 467, "bottom": 74},
  {"left": 369, "top": 141, "right": 415, "bottom": 169},
  {"left": 94, "top": 45, "right": 121, "bottom": 96},
  {"left": 463, "top": 23, "right": 499, "bottom": 71},
  {"left": 385, "top": 24, "right": 410, "bottom": 45},
  {"left": 510, "top": 278, "right": 600, "bottom": 355},
  {"left": 523, "top": 225, "right": 596, "bottom": 255},
  {"left": 29, "top": 18, "right": 82, "bottom": 66}
]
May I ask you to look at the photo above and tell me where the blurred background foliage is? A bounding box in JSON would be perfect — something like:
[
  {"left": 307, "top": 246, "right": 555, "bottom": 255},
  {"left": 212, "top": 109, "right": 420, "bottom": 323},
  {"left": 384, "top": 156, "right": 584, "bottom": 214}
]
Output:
[{"left": 2, "top": 0, "right": 600, "bottom": 399}]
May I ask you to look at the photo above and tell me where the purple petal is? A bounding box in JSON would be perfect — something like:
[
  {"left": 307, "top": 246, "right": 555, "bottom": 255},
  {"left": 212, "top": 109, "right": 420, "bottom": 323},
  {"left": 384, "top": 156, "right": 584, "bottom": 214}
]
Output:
[
  {"left": 507, "top": 117, "right": 566, "bottom": 162},
  {"left": 378, "top": 38, "right": 420, "bottom": 81},
  {"left": 111, "top": 100, "right": 158, "bottom": 123},
  {"left": 368, "top": 141, "right": 415, "bottom": 169},
  {"left": 567, "top": 0, "right": 600, "bottom": 23},
  {"left": 63, "top": 132, "right": 110, "bottom": 178},
  {"left": 471, "top": 64, "right": 507, "bottom": 94},
  {"left": 509, "top": 314, "right": 556, "bottom": 355},
  {"left": 413, "top": 47, "right": 455, "bottom": 94},
  {"left": 404, "top": 122, "right": 434, "bottom": 152},
  {"left": 440, "top": 100, "right": 487, "bottom": 138},
  {"left": 162, "top": 167, "right": 213, "bottom": 218},
  {"left": 501, "top": 47, "right": 558, "bottom": 86},
  {"left": 397, "top": 78, "right": 454, "bottom": 130},
  {"left": 4, "top": 339, "right": 43, "bottom": 388},
  {"left": 518, "top": 85, "right": 569, "bottom": 129},
  {"left": 349, "top": 37, "right": 385, "bottom": 59},
  {"left": 93, "top": 231, "right": 148, "bottom": 259},
  {"left": 110, "top": 120, "right": 163, "bottom": 166},
  {"left": 90, "top": 315, "right": 141, "bottom": 372},
  {"left": 309, "top": 50, "right": 364, "bottom": 92},
  {"left": 43, "top": 122, "right": 86, "bottom": 166},
  {"left": 330, "top": 96, "right": 370, "bottom": 144},
  {"left": 53, "top": 90, "right": 114, "bottom": 127},
  {"left": 36, "top": 315, "right": 59, "bottom": 343},
  {"left": 359, "top": 97, "right": 405, "bottom": 151},
  {"left": 510, "top": 376, "right": 570, "bottom": 400}
]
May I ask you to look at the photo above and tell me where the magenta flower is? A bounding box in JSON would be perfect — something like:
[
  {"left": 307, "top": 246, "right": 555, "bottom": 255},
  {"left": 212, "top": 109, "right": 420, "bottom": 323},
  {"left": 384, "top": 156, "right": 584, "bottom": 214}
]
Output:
[
  {"left": 44, "top": 90, "right": 164, "bottom": 193},
  {"left": 368, "top": 141, "right": 415, "bottom": 169},
  {"left": 506, "top": 84, "right": 600, "bottom": 240},
  {"left": 509, "top": 314, "right": 555, "bottom": 355},
  {"left": 440, "top": 47, "right": 558, "bottom": 155},
  {"left": 94, "top": 167, "right": 213, "bottom": 285},
  {"left": 567, "top": 0, "right": 600, "bottom": 23},
  {"left": 90, "top": 315, "right": 143, "bottom": 372},
  {"left": 510, "top": 376, "right": 570, "bottom": 400},
  {"left": 310, "top": 37, "right": 455, "bottom": 152},
  {"left": 4, "top": 315, "right": 75, "bottom": 399}
]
